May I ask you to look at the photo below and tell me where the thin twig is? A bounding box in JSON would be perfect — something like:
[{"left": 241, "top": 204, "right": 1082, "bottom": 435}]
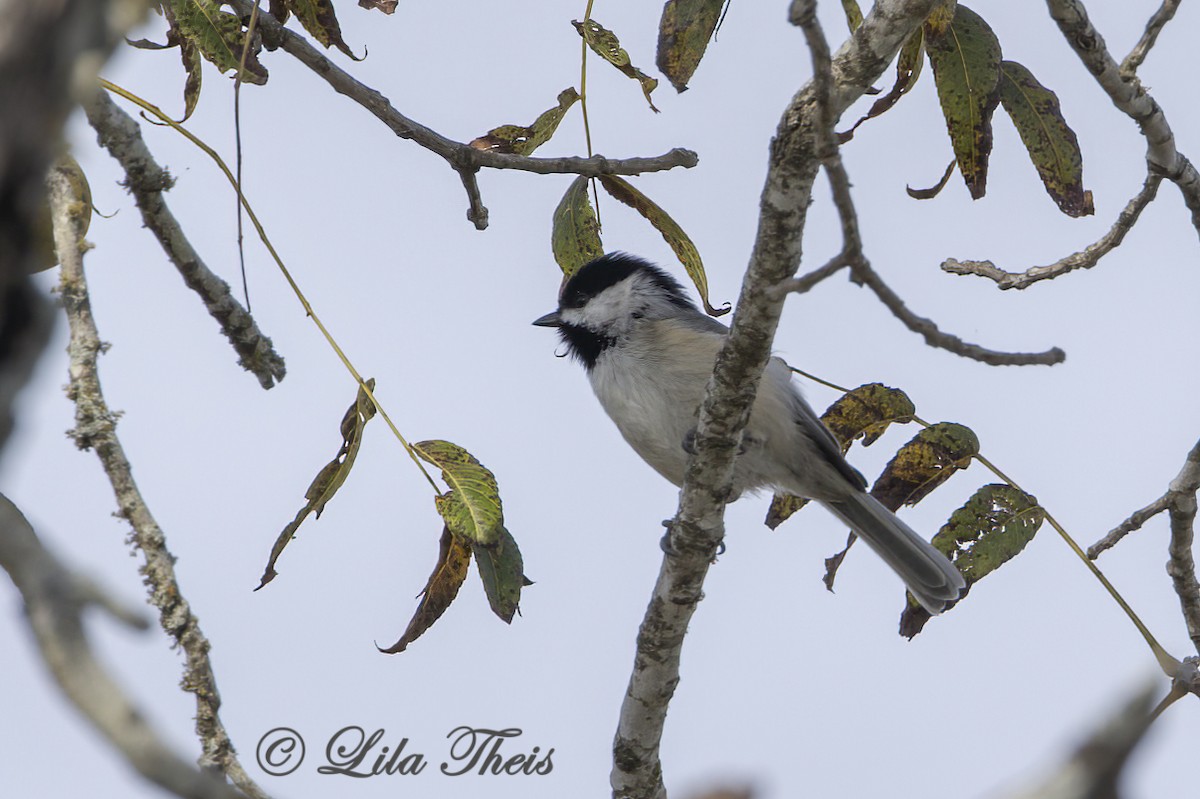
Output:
[
  {"left": 1045, "top": 0, "right": 1200, "bottom": 236},
  {"left": 1120, "top": 0, "right": 1182, "bottom": 78},
  {"left": 852, "top": 261, "right": 1067, "bottom": 365},
  {"left": 942, "top": 172, "right": 1163, "bottom": 290},
  {"left": 83, "top": 90, "right": 286, "bottom": 389},
  {"left": 226, "top": 0, "right": 697, "bottom": 231},
  {"left": 1089, "top": 495, "right": 1171, "bottom": 559},
  {"left": 51, "top": 168, "right": 269, "bottom": 799},
  {"left": 0, "top": 493, "right": 248, "bottom": 799}
]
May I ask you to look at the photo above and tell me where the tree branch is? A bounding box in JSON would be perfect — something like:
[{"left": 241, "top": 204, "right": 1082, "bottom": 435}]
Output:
[
  {"left": 225, "top": 0, "right": 698, "bottom": 231},
  {"left": 82, "top": 89, "right": 286, "bottom": 389},
  {"left": 1120, "top": 0, "right": 1182, "bottom": 78},
  {"left": 1165, "top": 439, "right": 1200, "bottom": 655},
  {"left": 50, "top": 169, "right": 270, "bottom": 799},
  {"left": 942, "top": 171, "right": 1163, "bottom": 290},
  {"left": 1089, "top": 494, "right": 1171, "bottom": 560},
  {"left": 610, "top": 2, "right": 941, "bottom": 797},
  {"left": 0, "top": 493, "right": 250, "bottom": 799},
  {"left": 1045, "top": 0, "right": 1200, "bottom": 236}
]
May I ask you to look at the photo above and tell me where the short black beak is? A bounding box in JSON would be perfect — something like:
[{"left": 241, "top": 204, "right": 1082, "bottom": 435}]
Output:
[{"left": 532, "top": 311, "right": 562, "bottom": 327}]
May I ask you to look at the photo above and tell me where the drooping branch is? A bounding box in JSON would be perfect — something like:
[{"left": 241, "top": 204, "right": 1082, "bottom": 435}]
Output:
[
  {"left": 610, "top": 2, "right": 941, "bottom": 797},
  {"left": 82, "top": 89, "right": 286, "bottom": 389},
  {"left": 0, "top": 494, "right": 248, "bottom": 799},
  {"left": 942, "top": 171, "right": 1162, "bottom": 290},
  {"left": 225, "top": 0, "right": 698, "bottom": 231},
  {"left": 1045, "top": 0, "right": 1200, "bottom": 235},
  {"left": 50, "top": 168, "right": 270, "bottom": 799}
]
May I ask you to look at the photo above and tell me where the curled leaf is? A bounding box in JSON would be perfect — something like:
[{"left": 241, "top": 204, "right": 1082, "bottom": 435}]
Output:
[
  {"left": 924, "top": 4, "right": 1001, "bottom": 198},
  {"left": 279, "top": 0, "right": 360, "bottom": 60},
  {"left": 871, "top": 422, "right": 979, "bottom": 511},
  {"left": 821, "top": 383, "right": 916, "bottom": 452},
  {"left": 414, "top": 440, "right": 504, "bottom": 546},
  {"left": 471, "top": 88, "right": 580, "bottom": 156},
  {"left": 552, "top": 175, "right": 603, "bottom": 277},
  {"left": 656, "top": 0, "right": 727, "bottom": 92},
  {"left": 899, "top": 483, "right": 1043, "bottom": 637},
  {"left": 839, "top": 29, "right": 924, "bottom": 143},
  {"left": 907, "top": 158, "right": 957, "bottom": 200},
  {"left": 573, "top": 18, "right": 660, "bottom": 112},
  {"left": 34, "top": 154, "right": 92, "bottom": 272},
  {"left": 597, "top": 175, "right": 728, "bottom": 316},
  {"left": 358, "top": 0, "right": 398, "bottom": 13},
  {"left": 998, "top": 60, "right": 1093, "bottom": 217},
  {"left": 473, "top": 527, "right": 527, "bottom": 624},
  {"left": 379, "top": 526, "right": 472, "bottom": 654},
  {"left": 255, "top": 379, "right": 377, "bottom": 589}
]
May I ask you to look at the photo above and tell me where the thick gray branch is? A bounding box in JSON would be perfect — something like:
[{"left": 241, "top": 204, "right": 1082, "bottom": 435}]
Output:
[
  {"left": 0, "top": 493, "right": 246, "bottom": 799},
  {"left": 226, "top": 0, "right": 697, "bottom": 230},
  {"left": 83, "top": 89, "right": 286, "bottom": 389},
  {"left": 610, "top": 2, "right": 940, "bottom": 797},
  {"left": 51, "top": 170, "right": 270, "bottom": 799}
]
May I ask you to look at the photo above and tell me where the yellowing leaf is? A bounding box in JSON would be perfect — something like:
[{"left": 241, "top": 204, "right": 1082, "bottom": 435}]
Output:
[
  {"left": 33, "top": 155, "right": 92, "bottom": 272},
  {"left": 998, "top": 60, "right": 1093, "bottom": 217},
  {"left": 379, "top": 526, "right": 472, "bottom": 654},
  {"left": 924, "top": 4, "right": 1001, "bottom": 198},
  {"left": 552, "top": 176, "right": 604, "bottom": 278},
  {"left": 414, "top": 440, "right": 504, "bottom": 546},
  {"left": 870, "top": 422, "right": 979, "bottom": 511},
  {"left": 821, "top": 383, "right": 916, "bottom": 452},
  {"left": 473, "top": 527, "right": 528, "bottom": 624},
  {"left": 765, "top": 493, "right": 810, "bottom": 530},
  {"left": 597, "top": 175, "right": 728, "bottom": 316},
  {"left": 573, "top": 18, "right": 660, "bottom": 112},
  {"left": 255, "top": 379, "right": 377, "bottom": 589},
  {"left": 899, "top": 483, "right": 1043, "bottom": 637},
  {"left": 656, "top": 0, "right": 727, "bottom": 92},
  {"left": 165, "top": 0, "right": 268, "bottom": 85},
  {"left": 840, "top": 0, "right": 864, "bottom": 31},
  {"left": 471, "top": 88, "right": 580, "bottom": 156},
  {"left": 357, "top": 0, "right": 398, "bottom": 13}
]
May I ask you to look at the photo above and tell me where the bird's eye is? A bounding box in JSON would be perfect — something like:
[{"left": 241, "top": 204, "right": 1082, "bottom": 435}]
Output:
[{"left": 566, "top": 291, "right": 587, "bottom": 308}]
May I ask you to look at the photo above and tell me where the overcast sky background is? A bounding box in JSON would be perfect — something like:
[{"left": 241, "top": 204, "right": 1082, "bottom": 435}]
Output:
[{"left": 3, "top": 2, "right": 1199, "bottom": 797}]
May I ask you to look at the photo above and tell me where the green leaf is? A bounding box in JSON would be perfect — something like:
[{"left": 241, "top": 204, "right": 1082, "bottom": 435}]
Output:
[
  {"left": 255, "top": 379, "right": 377, "bottom": 589},
  {"left": 899, "top": 483, "right": 1043, "bottom": 637},
  {"left": 870, "top": 422, "right": 979, "bottom": 511},
  {"left": 378, "top": 526, "right": 472, "bottom": 654},
  {"left": 839, "top": 29, "right": 924, "bottom": 143},
  {"left": 165, "top": 0, "right": 268, "bottom": 85},
  {"left": 414, "top": 440, "right": 504, "bottom": 546},
  {"left": 998, "top": 60, "right": 1093, "bottom": 217},
  {"left": 840, "top": 0, "right": 864, "bottom": 31},
  {"left": 552, "top": 175, "right": 604, "bottom": 278},
  {"left": 924, "top": 4, "right": 1001, "bottom": 199},
  {"left": 597, "top": 175, "right": 729, "bottom": 316},
  {"left": 471, "top": 88, "right": 580, "bottom": 156},
  {"left": 573, "top": 18, "right": 660, "bottom": 112},
  {"left": 656, "top": 0, "right": 727, "bottom": 92},
  {"left": 473, "top": 527, "right": 527, "bottom": 624},
  {"left": 278, "top": 0, "right": 360, "bottom": 60}
]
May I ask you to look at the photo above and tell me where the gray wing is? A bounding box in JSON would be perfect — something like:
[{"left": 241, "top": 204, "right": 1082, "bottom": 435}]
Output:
[{"left": 789, "top": 380, "right": 868, "bottom": 491}]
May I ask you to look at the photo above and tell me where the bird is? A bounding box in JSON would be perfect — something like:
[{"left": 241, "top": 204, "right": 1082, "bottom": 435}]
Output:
[{"left": 533, "top": 252, "right": 965, "bottom": 614}]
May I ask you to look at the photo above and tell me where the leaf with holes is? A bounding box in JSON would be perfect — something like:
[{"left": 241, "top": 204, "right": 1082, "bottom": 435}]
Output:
[
  {"left": 471, "top": 88, "right": 580, "bottom": 156},
  {"left": 656, "top": 0, "right": 727, "bottom": 92},
  {"left": 822, "top": 383, "right": 916, "bottom": 452},
  {"left": 924, "top": 4, "right": 1001, "bottom": 199},
  {"left": 900, "top": 483, "right": 1042, "bottom": 637},
  {"left": 998, "top": 60, "right": 1093, "bottom": 217},
  {"left": 255, "top": 379, "right": 377, "bottom": 589},
  {"left": 379, "top": 526, "right": 472, "bottom": 654},
  {"left": 871, "top": 422, "right": 978, "bottom": 511},
  {"left": 573, "top": 18, "right": 659, "bottom": 112},
  {"left": 415, "top": 441, "right": 504, "bottom": 546},
  {"left": 598, "top": 175, "right": 728, "bottom": 316},
  {"left": 552, "top": 176, "right": 603, "bottom": 277}
]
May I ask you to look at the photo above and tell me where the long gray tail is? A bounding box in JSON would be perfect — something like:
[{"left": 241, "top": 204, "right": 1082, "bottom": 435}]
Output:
[{"left": 823, "top": 492, "right": 965, "bottom": 615}]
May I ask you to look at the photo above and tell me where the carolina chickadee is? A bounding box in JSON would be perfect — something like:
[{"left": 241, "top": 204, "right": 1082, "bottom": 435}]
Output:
[{"left": 534, "top": 252, "right": 965, "bottom": 614}]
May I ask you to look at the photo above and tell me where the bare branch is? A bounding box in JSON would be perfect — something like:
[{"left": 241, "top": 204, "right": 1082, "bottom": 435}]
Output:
[
  {"left": 1089, "top": 495, "right": 1171, "bottom": 559},
  {"left": 225, "top": 0, "right": 697, "bottom": 231},
  {"left": 82, "top": 90, "right": 286, "bottom": 389},
  {"left": 1165, "top": 439, "right": 1200, "bottom": 655},
  {"left": 942, "top": 172, "right": 1163, "bottom": 290},
  {"left": 1045, "top": 0, "right": 1200, "bottom": 236},
  {"left": 50, "top": 169, "right": 270, "bottom": 799},
  {"left": 611, "top": 2, "right": 942, "bottom": 797},
  {"left": 852, "top": 261, "right": 1067, "bottom": 365},
  {"left": 1120, "top": 0, "right": 1182, "bottom": 78},
  {"left": 0, "top": 494, "right": 249, "bottom": 799}
]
